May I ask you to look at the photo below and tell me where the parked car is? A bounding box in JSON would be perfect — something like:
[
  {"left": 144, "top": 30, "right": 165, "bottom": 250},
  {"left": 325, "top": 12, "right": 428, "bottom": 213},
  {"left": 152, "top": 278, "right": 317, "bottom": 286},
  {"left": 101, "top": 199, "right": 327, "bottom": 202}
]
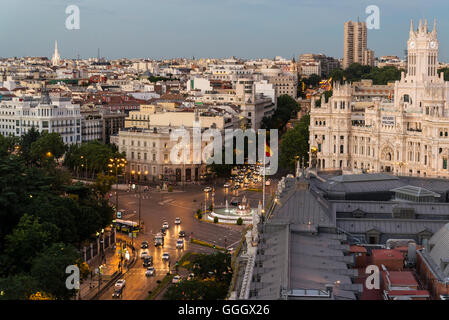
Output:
[
  {"left": 179, "top": 230, "right": 186, "bottom": 237},
  {"left": 114, "top": 279, "right": 126, "bottom": 290},
  {"left": 140, "top": 241, "right": 149, "bottom": 249},
  {"left": 172, "top": 275, "right": 181, "bottom": 284},
  {"left": 140, "top": 249, "right": 149, "bottom": 259},
  {"left": 175, "top": 217, "right": 181, "bottom": 225},
  {"left": 176, "top": 239, "right": 184, "bottom": 249},
  {"left": 162, "top": 221, "right": 169, "bottom": 229},
  {"left": 162, "top": 252, "right": 170, "bottom": 261},
  {"left": 145, "top": 267, "right": 155, "bottom": 277}
]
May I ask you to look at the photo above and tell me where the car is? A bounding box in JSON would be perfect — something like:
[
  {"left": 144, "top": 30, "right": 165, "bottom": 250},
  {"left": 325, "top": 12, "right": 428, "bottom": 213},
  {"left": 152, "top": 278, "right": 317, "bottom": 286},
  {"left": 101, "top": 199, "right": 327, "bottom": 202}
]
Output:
[
  {"left": 223, "top": 183, "right": 231, "bottom": 188},
  {"left": 162, "top": 221, "right": 169, "bottom": 229},
  {"left": 234, "top": 185, "right": 240, "bottom": 190},
  {"left": 143, "top": 256, "right": 153, "bottom": 267},
  {"left": 175, "top": 217, "right": 181, "bottom": 225},
  {"left": 162, "top": 252, "right": 170, "bottom": 261},
  {"left": 115, "top": 279, "right": 126, "bottom": 290},
  {"left": 140, "top": 249, "right": 149, "bottom": 259},
  {"left": 187, "top": 273, "right": 195, "bottom": 280},
  {"left": 140, "top": 241, "right": 149, "bottom": 249},
  {"left": 172, "top": 275, "right": 181, "bottom": 284},
  {"left": 145, "top": 267, "right": 155, "bottom": 277},
  {"left": 176, "top": 239, "right": 184, "bottom": 249},
  {"left": 112, "top": 288, "right": 122, "bottom": 299},
  {"left": 203, "top": 187, "right": 212, "bottom": 192},
  {"left": 179, "top": 230, "right": 185, "bottom": 237},
  {"left": 160, "top": 228, "right": 166, "bottom": 236}
]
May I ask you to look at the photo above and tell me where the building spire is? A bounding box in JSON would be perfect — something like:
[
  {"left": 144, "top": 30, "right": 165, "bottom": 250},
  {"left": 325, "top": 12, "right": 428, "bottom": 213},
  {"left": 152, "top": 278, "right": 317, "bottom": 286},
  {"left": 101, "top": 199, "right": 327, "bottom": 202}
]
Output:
[
  {"left": 418, "top": 19, "right": 423, "bottom": 32},
  {"left": 432, "top": 19, "right": 437, "bottom": 37},
  {"left": 51, "top": 40, "right": 61, "bottom": 66},
  {"left": 424, "top": 19, "right": 428, "bottom": 33},
  {"left": 410, "top": 19, "right": 414, "bottom": 36}
]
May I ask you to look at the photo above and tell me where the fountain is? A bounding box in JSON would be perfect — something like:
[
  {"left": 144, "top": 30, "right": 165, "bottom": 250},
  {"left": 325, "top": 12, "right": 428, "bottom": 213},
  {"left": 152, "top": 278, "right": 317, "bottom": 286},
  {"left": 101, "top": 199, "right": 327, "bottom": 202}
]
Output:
[{"left": 208, "top": 196, "right": 255, "bottom": 224}]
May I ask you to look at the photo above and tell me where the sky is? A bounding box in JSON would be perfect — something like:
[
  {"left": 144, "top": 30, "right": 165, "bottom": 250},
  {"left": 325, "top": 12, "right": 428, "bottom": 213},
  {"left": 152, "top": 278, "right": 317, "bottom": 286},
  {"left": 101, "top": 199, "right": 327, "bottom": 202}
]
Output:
[{"left": 1, "top": 0, "right": 449, "bottom": 61}]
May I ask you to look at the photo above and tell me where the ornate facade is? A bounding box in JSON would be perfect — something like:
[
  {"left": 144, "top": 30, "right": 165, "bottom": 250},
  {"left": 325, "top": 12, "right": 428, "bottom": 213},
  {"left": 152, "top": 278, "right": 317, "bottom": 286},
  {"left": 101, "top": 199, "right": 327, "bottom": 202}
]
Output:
[{"left": 310, "top": 19, "right": 449, "bottom": 178}]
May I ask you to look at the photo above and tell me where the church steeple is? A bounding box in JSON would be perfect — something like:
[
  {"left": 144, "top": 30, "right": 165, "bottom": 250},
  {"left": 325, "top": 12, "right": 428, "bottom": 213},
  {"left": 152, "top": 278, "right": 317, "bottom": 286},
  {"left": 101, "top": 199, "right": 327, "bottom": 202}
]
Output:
[{"left": 51, "top": 40, "right": 61, "bottom": 66}]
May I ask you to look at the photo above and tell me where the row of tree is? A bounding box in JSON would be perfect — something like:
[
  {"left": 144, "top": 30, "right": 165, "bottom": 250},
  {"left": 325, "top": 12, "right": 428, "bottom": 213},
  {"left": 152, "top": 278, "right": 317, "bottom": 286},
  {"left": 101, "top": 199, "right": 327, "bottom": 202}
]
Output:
[
  {"left": 329, "top": 63, "right": 403, "bottom": 85},
  {"left": 0, "top": 130, "right": 115, "bottom": 299},
  {"left": 64, "top": 141, "right": 125, "bottom": 179},
  {"left": 163, "top": 251, "right": 232, "bottom": 300}
]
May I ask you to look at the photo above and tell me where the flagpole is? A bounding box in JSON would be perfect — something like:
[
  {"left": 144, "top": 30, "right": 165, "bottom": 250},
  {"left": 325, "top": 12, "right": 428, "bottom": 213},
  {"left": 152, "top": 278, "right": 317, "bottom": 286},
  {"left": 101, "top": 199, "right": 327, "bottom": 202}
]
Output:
[{"left": 262, "top": 146, "right": 266, "bottom": 216}]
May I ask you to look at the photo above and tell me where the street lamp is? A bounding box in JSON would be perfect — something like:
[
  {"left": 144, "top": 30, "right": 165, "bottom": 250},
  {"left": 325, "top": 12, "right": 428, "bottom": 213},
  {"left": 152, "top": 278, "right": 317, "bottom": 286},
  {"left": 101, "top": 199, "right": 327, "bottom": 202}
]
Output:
[{"left": 109, "top": 157, "right": 127, "bottom": 217}]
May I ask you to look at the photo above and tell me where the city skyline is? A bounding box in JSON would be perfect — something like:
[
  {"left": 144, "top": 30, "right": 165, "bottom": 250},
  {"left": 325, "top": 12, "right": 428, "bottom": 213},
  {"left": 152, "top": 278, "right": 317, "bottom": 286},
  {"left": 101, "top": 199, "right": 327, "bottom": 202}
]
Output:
[{"left": 2, "top": 0, "right": 449, "bottom": 61}]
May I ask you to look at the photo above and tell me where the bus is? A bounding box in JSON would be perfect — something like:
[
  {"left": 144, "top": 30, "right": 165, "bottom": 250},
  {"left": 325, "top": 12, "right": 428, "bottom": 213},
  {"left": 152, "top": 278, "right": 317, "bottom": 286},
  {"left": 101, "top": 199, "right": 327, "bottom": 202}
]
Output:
[{"left": 113, "top": 219, "right": 139, "bottom": 233}]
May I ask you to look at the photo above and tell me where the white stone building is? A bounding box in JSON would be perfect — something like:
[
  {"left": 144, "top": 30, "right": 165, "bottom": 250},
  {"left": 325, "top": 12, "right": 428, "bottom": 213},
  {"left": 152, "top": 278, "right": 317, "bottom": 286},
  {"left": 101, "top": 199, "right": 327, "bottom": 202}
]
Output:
[
  {"left": 0, "top": 93, "right": 82, "bottom": 144},
  {"left": 309, "top": 20, "right": 449, "bottom": 178}
]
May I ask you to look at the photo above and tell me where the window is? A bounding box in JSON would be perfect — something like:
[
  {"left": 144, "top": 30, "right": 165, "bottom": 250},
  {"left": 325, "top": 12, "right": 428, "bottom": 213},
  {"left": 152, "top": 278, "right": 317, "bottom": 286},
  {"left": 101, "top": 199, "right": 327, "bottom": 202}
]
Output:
[
  {"left": 340, "top": 145, "right": 344, "bottom": 154},
  {"left": 443, "top": 158, "right": 447, "bottom": 170}
]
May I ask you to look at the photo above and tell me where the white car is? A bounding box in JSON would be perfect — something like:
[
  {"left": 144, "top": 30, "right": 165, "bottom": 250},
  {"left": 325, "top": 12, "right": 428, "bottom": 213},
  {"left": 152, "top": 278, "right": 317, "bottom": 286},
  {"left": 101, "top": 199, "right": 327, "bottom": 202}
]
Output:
[
  {"left": 162, "top": 221, "right": 169, "bottom": 229},
  {"left": 175, "top": 217, "right": 181, "bottom": 225},
  {"left": 172, "top": 275, "right": 181, "bottom": 284},
  {"left": 145, "top": 267, "right": 155, "bottom": 277},
  {"left": 223, "top": 183, "right": 231, "bottom": 188},
  {"left": 115, "top": 279, "right": 126, "bottom": 290},
  {"left": 162, "top": 252, "right": 170, "bottom": 261},
  {"left": 203, "top": 187, "right": 212, "bottom": 192},
  {"left": 140, "top": 249, "right": 149, "bottom": 259},
  {"left": 176, "top": 239, "right": 184, "bottom": 249}
]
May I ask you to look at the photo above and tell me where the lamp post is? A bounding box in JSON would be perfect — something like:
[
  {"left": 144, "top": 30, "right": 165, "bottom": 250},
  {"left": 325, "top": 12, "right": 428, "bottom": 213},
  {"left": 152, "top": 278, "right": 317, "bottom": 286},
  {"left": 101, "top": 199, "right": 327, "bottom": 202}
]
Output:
[
  {"left": 108, "top": 157, "right": 127, "bottom": 216},
  {"left": 136, "top": 171, "right": 142, "bottom": 230}
]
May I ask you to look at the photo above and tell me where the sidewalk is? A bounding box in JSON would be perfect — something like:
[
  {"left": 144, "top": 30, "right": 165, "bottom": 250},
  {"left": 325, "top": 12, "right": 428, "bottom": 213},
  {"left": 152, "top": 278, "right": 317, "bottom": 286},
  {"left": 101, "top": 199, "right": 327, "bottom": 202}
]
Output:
[{"left": 77, "top": 242, "right": 128, "bottom": 300}]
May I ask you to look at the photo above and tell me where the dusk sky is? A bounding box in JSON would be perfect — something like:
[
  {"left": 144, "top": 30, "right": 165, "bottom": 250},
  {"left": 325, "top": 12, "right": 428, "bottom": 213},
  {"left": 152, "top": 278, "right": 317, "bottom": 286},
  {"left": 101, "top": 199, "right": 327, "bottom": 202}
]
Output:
[{"left": 2, "top": 0, "right": 449, "bottom": 61}]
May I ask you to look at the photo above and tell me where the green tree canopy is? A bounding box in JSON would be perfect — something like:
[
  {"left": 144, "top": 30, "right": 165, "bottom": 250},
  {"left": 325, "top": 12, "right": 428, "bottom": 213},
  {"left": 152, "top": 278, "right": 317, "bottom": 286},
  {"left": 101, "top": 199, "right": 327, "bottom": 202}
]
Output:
[{"left": 279, "top": 114, "right": 310, "bottom": 172}]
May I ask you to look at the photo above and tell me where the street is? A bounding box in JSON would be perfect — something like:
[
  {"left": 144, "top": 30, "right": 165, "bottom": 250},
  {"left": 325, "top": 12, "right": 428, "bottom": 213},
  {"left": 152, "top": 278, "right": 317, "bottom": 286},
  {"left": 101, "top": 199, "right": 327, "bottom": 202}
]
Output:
[{"left": 98, "top": 183, "right": 269, "bottom": 300}]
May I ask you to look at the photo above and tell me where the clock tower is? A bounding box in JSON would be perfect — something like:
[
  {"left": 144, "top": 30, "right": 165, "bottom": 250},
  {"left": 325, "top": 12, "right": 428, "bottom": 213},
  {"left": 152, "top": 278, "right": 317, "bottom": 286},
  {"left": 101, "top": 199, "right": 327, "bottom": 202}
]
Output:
[{"left": 406, "top": 19, "right": 438, "bottom": 82}]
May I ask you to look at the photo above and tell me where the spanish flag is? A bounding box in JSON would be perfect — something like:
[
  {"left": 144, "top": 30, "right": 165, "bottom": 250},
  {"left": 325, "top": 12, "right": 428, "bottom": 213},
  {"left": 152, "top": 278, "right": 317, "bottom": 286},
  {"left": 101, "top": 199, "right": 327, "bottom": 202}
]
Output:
[{"left": 265, "top": 143, "right": 272, "bottom": 157}]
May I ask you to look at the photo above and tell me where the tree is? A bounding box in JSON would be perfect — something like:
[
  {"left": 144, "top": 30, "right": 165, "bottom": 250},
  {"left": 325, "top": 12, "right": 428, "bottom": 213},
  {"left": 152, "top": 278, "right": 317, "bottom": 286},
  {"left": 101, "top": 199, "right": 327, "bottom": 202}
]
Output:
[
  {"left": 438, "top": 67, "right": 449, "bottom": 81},
  {"left": 303, "top": 73, "right": 321, "bottom": 88},
  {"left": 94, "top": 173, "right": 116, "bottom": 198},
  {"left": 0, "top": 135, "right": 19, "bottom": 157},
  {"left": 330, "top": 63, "right": 403, "bottom": 85},
  {"left": 19, "top": 127, "right": 41, "bottom": 165},
  {"left": 0, "top": 275, "right": 38, "bottom": 300},
  {"left": 29, "top": 132, "right": 66, "bottom": 166},
  {"left": 261, "top": 94, "right": 300, "bottom": 132},
  {"left": 279, "top": 114, "right": 310, "bottom": 172},
  {"left": 4, "top": 214, "right": 59, "bottom": 274},
  {"left": 30, "top": 243, "right": 80, "bottom": 300}
]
